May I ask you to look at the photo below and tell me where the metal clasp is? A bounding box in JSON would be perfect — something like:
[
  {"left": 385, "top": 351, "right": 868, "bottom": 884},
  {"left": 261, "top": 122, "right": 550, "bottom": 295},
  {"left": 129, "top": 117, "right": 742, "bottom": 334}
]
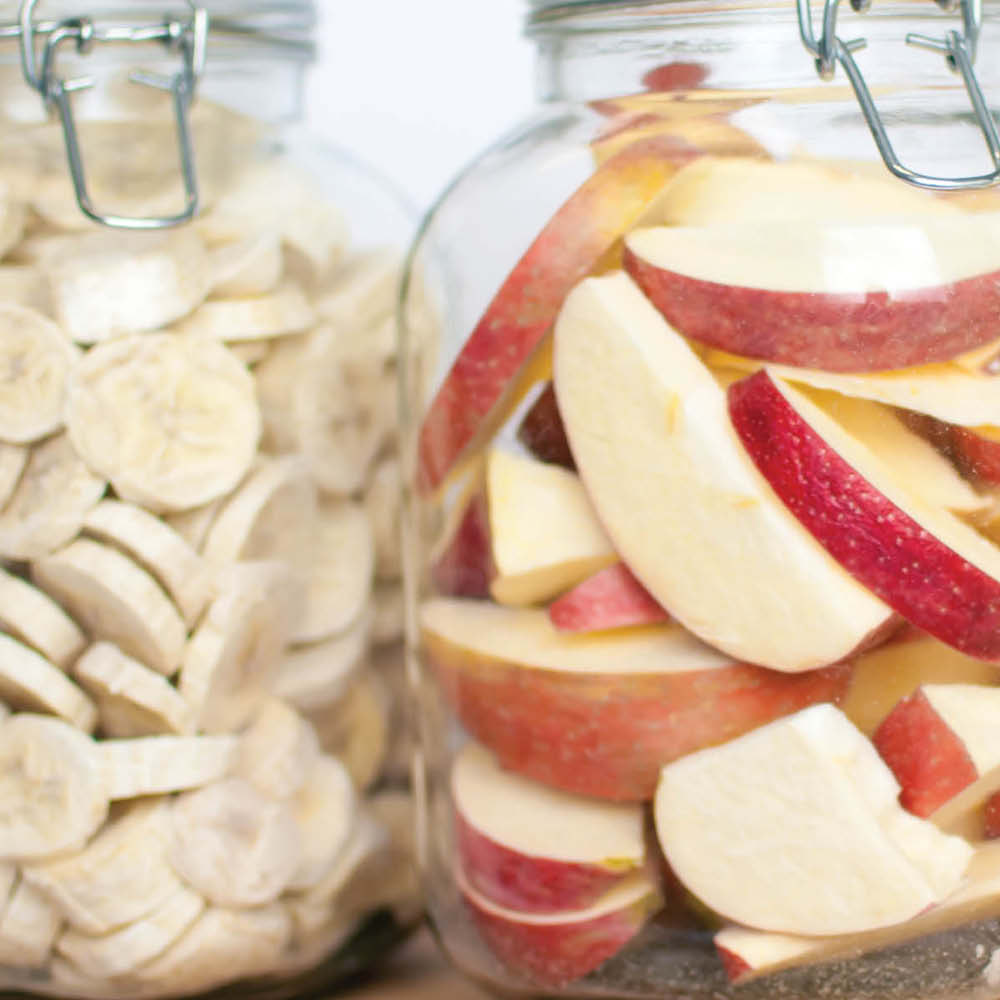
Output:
[
  {"left": 798, "top": 0, "right": 1000, "bottom": 190},
  {"left": 18, "top": 0, "right": 208, "bottom": 229}
]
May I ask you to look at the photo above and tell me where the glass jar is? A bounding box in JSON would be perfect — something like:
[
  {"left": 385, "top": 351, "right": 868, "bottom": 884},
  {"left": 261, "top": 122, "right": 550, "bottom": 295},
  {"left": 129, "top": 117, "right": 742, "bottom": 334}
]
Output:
[
  {"left": 401, "top": 0, "right": 1000, "bottom": 997},
  {"left": 0, "top": 2, "right": 423, "bottom": 996}
]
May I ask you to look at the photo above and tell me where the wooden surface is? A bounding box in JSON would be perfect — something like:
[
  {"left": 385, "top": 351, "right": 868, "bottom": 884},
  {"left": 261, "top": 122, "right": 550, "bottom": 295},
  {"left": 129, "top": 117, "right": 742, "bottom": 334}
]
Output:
[{"left": 339, "top": 928, "right": 493, "bottom": 1000}]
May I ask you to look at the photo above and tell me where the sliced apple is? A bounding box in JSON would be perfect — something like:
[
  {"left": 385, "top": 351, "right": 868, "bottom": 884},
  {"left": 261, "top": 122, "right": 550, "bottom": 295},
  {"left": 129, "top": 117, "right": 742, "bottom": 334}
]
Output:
[
  {"left": 548, "top": 563, "right": 669, "bottom": 633},
  {"left": 458, "top": 866, "right": 661, "bottom": 988},
  {"left": 841, "top": 632, "right": 998, "bottom": 737},
  {"left": 417, "top": 135, "right": 694, "bottom": 493},
  {"left": 552, "top": 271, "right": 893, "bottom": 673},
  {"left": 950, "top": 426, "right": 1000, "bottom": 486},
  {"left": 728, "top": 370, "right": 1000, "bottom": 661},
  {"left": 986, "top": 793, "right": 1000, "bottom": 838},
  {"left": 453, "top": 741, "right": 645, "bottom": 914},
  {"left": 430, "top": 490, "right": 494, "bottom": 599},
  {"left": 655, "top": 156, "right": 961, "bottom": 226},
  {"left": 625, "top": 214, "right": 1000, "bottom": 372},
  {"left": 706, "top": 348, "right": 1000, "bottom": 444},
  {"left": 486, "top": 449, "right": 616, "bottom": 607},
  {"left": 655, "top": 703, "right": 973, "bottom": 936},
  {"left": 516, "top": 382, "right": 574, "bottom": 470},
  {"left": 715, "top": 840, "right": 1000, "bottom": 982},
  {"left": 874, "top": 684, "right": 1000, "bottom": 830},
  {"left": 422, "top": 598, "right": 852, "bottom": 801}
]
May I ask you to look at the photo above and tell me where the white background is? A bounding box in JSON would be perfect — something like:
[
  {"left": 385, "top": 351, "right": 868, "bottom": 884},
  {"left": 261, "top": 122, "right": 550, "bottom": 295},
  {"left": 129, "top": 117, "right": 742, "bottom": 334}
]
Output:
[{"left": 304, "top": 0, "right": 536, "bottom": 218}]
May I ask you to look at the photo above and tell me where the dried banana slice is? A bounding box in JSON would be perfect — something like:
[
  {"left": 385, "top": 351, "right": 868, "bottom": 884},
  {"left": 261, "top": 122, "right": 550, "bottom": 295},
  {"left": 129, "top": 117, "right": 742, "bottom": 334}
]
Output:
[
  {"left": 167, "top": 778, "right": 301, "bottom": 907},
  {"left": 286, "top": 754, "right": 356, "bottom": 892},
  {"left": 228, "top": 339, "right": 270, "bottom": 365},
  {"left": 33, "top": 539, "right": 187, "bottom": 677},
  {"left": 66, "top": 334, "right": 260, "bottom": 513},
  {"left": 132, "top": 903, "right": 292, "bottom": 993},
  {"left": 180, "top": 561, "right": 299, "bottom": 733},
  {"left": 73, "top": 643, "right": 194, "bottom": 738},
  {"left": 371, "top": 583, "right": 404, "bottom": 647},
  {"left": 254, "top": 331, "right": 308, "bottom": 453},
  {"left": 0, "top": 433, "right": 106, "bottom": 561},
  {"left": 236, "top": 698, "right": 320, "bottom": 800},
  {"left": 365, "top": 456, "right": 402, "bottom": 582},
  {"left": 322, "top": 672, "right": 391, "bottom": 792},
  {"left": 0, "top": 634, "right": 96, "bottom": 731},
  {"left": 0, "top": 878, "right": 61, "bottom": 968},
  {"left": 272, "top": 606, "right": 372, "bottom": 711},
  {"left": 0, "top": 305, "right": 78, "bottom": 445},
  {"left": 23, "top": 800, "right": 182, "bottom": 935},
  {"left": 82, "top": 500, "right": 213, "bottom": 627},
  {"left": 0, "top": 200, "right": 26, "bottom": 260},
  {"left": 208, "top": 233, "right": 283, "bottom": 298},
  {"left": 201, "top": 456, "right": 318, "bottom": 569},
  {"left": 0, "top": 566, "right": 85, "bottom": 668},
  {"left": 164, "top": 497, "right": 225, "bottom": 553},
  {"left": 294, "top": 327, "right": 396, "bottom": 495},
  {"left": 200, "top": 160, "right": 348, "bottom": 281},
  {"left": 55, "top": 885, "right": 204, "bottom": 980},
  {"left": 0, "top": 714, "right": 108, "bottom": 859},
  {"left": 0, "top": 443, "right": 27, "bottom": 510},
  {"left": 172, "top": 283, "right": 315, "bottom": 342},
  {"left": 292, "top": 500, "right": 375, "bottom": 645},
  {"left": 0, "top": 266, "right": 51, "bottom": 314},
  {"left": 98, "top": 734, "right": 238, "bottom": 799},
  {"left": 314, "top": 249, "right": 402, "bottom": 335},
  {"left": 46, "top": 229, "right": 211, "bottom": 343}
]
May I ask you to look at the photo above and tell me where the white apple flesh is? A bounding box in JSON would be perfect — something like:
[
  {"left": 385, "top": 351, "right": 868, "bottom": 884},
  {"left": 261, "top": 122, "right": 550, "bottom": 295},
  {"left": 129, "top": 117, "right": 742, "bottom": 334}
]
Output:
[
  {"left": 452, "top": 741, "right": 646, "bottom": 913},
  {"left": 486, "top": 449, "right": 616, "bottom": 607},
  {"left": 727, "top": 370, "right": 1000, "bottom": 661},
  {"left": 552, "top": 271, "right": 893, "bottom": 673},
  {"left": 624, "top": 215, "right": 1000, "bottom": 371},
  {"left": 654, "top": 703, "right": 973, "bottom": 936}
]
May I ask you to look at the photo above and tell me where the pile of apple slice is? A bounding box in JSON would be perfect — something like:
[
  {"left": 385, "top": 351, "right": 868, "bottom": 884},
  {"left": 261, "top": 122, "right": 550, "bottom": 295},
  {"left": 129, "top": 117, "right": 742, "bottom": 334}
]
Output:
[{"left": 419, "top": 148, "right": 1000, "bottom": 989}]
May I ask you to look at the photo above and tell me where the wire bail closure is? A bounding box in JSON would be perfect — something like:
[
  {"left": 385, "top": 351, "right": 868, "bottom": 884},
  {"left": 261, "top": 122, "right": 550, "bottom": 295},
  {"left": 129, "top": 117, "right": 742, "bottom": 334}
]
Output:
[
  {"left": 17, "top": 0, "right": 208, "bottom": 229},
  {"left": 798, "top": 0, "right": 1000, "bottom": 189}
]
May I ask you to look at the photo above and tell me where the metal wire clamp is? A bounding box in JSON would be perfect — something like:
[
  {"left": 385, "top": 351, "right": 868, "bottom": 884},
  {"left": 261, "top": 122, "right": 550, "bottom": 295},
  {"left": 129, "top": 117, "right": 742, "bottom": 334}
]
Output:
[
  {"left": 798, "top": 0, "right": 1000, "bottom": 189},
  {"left": 16, "top": 0, "right": 208, "bottom": 229}
]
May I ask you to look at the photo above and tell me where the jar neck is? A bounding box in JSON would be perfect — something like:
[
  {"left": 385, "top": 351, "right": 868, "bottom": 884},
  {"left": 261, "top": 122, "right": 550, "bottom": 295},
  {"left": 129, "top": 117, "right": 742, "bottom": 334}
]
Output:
[{"left": 527, "top": 0, "right": 991, "bottom": 104}]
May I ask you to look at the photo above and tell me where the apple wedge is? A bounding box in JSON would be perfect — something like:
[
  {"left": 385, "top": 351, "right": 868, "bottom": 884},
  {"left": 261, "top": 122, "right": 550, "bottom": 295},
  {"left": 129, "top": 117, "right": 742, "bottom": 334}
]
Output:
[
  {"left": 453, "top": 741, "right": 645, "bottom": 913},
  {"left": 458, "top": 866, "right": 661, "bottom": 988},
  {"left": 549, "top": 563, "right": 669, "bottom": 633},
  {"left": 654, "top": 156, "right": 961, "bottom": 226},
  {"left": 422, "top": 598, "right": 852, "bottom": 801},
  {"left": 950, "top": 426, "right": 1000, "bottom": 486},
  {"left": 841, "top": 632, "right": 997, "bottom": 737},
  {"left": 705, "top": 348, "right": 1000, "bottom": 444},
  {"left": 417, "top": 134, "right": 694, "bottom": 493},
  {"left": 728, "top": 370, "right": 1000, "bottom": 661},
  {"left": 552, "top": 271, "right": 893, "bottom": 673},
  {"left": 625, "top": 214, "right": 1000, "bottom": 371},
  {"left": 516, "top": 383, "right": 574, "bottom": 470},
  {"left": 654, "top": 703, "right": 973, "bottom": 936},
  {"left": 486, "top": 449, "right": 616, "bottom": 607},
  {"left": 874, "top": 684, "right": 1000, "bottom": 829},
  {"left": 715, "top": 840, "right": 1000, "bottom": 983}
]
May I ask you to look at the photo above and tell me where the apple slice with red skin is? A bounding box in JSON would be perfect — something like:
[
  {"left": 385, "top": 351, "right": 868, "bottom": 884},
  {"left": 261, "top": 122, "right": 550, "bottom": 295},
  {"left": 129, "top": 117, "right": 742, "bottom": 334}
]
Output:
[
  {"left": 841, "top": 631, "right": 997, "bottom": 737},
  {"left": 655, "top": 703, "right": 973, "bottom": 937},
  {"left": 626, "top": 213, "right": 1000, "bottom": 372},
  {"left": 728, "top": 370, "right": 1000, "bottom": 661},
  {"left": 951, "top": 426, "right": 1000, "bottom": 486},
  {"left": 874, "top": 684, "right": 1000, "bottom": 829},
  {"left": 458, "top": 866, "right": 662, "bottom": 988},
  {"left": 453, "top": 742, "right": 646, "bottom": 913},
  {"left": 416, "top": 134, "right": 695, "bottom": 494},
  {"left": 986, "top": 792, "right": 1000, "bottom": 838},
  {"left": 715, "top": 840, "right": 1000, "bottom": 983},
  {"left": 549, "top": 563, "right": 670, "bottom": 633},
  {"left": 422, "top": 598, "right": 852, "bottom": 801},
  {"left": 553, "top": 272, "right": 894, "bottom": 673},
  {"left": 516, "top": 383, "right": 575, "bottom": 470}
]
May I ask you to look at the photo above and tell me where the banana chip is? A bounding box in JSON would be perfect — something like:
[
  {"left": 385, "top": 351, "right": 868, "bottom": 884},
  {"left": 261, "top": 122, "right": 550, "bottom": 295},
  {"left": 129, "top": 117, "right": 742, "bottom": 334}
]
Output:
[{"left": 173, "top": 283, "right": 315, "bottom": 342}]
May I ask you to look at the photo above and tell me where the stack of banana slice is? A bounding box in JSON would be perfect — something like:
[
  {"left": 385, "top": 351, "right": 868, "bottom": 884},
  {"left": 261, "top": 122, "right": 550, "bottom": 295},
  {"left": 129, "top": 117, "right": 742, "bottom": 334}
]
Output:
[{"left": 0, "top": 103, "right": 432, "bottom": 999}]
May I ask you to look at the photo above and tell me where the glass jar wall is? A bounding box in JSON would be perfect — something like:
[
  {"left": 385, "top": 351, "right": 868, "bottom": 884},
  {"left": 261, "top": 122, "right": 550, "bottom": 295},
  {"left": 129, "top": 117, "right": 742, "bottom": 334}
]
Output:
[
  {"left": 0, "top": 2, "right": 423, "bottom": 996},
  {"left": 402, "top": 1, "right": 1000, "bottom": 997}
]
